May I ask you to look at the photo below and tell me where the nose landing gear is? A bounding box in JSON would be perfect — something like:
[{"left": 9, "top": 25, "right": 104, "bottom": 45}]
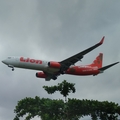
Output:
[{"left": 8, "top": 65, "right": 14, "bottom": 71}]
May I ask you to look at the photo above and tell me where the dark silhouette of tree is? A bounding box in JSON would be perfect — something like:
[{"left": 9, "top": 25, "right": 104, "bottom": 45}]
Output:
[
  {"left": 13, "top": 80, "right": 120, "bottom": 120},
  {"left": 13, "top": 96, "right": 64, "bottom": 120},
  {"left": 43, "top": 80, "right": 75, "bottom": 101}
]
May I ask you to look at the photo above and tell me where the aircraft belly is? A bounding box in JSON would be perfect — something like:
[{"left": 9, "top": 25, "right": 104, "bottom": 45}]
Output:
[
  {"left": 66, "top": 67, "right": 99, "bottom": 76},
  {"left": 44, "top": 67, "right": 59, "bottom": 73},
  {"left": 15, "top": 62, "right": 60, "bottom": 72}
]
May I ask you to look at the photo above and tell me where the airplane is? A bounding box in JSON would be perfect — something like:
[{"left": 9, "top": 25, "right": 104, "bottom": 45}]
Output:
[{"left": 2, "top": 36, "right": 119, "bottom": 81}]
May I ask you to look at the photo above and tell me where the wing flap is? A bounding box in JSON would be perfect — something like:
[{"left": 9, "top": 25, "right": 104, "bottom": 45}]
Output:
[{"left": 44, "top": 71, "right": 60, "bottom": 81}]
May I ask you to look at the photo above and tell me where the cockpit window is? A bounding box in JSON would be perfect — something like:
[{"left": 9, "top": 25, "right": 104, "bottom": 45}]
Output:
[{"left": 8, "top": 57, "right": 11, "bottom": 59}]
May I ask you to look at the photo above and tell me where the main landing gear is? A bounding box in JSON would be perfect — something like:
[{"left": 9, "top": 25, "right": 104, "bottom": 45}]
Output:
[
  {"left": 53, "top": 76, "right": 57, "bottom": 80},
  {"left": 8, "top": 65, "right": 14, "bottom": 71}
]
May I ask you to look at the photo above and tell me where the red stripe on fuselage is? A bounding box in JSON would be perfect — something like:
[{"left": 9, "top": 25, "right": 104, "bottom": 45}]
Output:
[{"left": 66, "top": 66, "right": 100, "bottom": 76}]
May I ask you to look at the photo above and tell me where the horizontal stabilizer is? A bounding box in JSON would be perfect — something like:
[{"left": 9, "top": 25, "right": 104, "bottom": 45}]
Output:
[{"left": 98, "top": 62, "right": 119, "bottom": 71}]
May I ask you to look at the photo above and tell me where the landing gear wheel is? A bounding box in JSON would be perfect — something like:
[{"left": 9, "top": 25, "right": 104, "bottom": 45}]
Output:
[
  {"left": 8, "top": 65, "right": 14, "bottom": 71},
  {"left": 61, "top": 71, "right": 65, "bottom": 74},
  {"left": 53, "top": 77, "right": 57, "bottom": 80}
]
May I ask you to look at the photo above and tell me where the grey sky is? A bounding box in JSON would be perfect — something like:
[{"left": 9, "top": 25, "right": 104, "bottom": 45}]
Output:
[{"left": 0, "top": 1, "right": 120, "bottom": 120}]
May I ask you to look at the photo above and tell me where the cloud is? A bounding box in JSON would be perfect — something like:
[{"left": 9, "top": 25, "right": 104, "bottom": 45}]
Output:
[{"left": 0, "top": 0, "right": 120, "bottom": 120}]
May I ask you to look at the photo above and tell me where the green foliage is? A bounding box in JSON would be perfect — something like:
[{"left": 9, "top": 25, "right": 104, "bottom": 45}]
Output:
[
  {"left": 14, "top": 96, "right": 65, "bottom": 120},
  {"left": 67, "top": 99, "right": 120, "bottom": 120},
  {"left": 14, "top": 97, "right": 120, "bottom": 120},
  {"left": 13, "top": 80, "right": 120, "bottom": 120},
  {"left": 43, "top": 80, "right": 75, "bottom": 101}
]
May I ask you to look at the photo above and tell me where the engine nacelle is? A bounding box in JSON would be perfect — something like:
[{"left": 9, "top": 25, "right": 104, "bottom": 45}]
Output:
[
  {"left": 36, "top": 72, "right": 46, "bottom": 78},
  {"left": 48, "top": 61, "right": 61, "bottom": 68}
]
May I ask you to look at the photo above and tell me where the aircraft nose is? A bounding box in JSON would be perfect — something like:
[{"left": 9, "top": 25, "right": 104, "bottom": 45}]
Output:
[{"left": 2, "top": 60, "right": 8, "bottom": 65}]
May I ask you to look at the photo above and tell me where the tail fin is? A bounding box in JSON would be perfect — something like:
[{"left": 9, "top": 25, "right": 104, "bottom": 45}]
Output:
[{"left": 90, "top": 53, "right": 103, "bottom": 68}]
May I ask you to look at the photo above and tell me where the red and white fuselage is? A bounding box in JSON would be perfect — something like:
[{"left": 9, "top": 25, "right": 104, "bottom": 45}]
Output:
[
  {"left": 2, "top": 37, "right": 119, "bottom": 81},
  {"left": 2, "top": 54, "right": 102, "bottom": 79}
]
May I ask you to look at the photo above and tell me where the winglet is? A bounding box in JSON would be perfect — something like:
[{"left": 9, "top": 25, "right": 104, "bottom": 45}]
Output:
[{"left": 99, "top": 36, "right": 105, "bottom": 45}]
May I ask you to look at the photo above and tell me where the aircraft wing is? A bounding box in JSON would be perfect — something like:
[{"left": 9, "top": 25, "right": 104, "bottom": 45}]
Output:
[
  {"left": 44, "top": 71, "right": 60, "bottom": 81},
  {"left": 44, "top": 36, "right": 105, "bottom": 81},
  {"left": 59, "top": 36, "right": 105, "bottom": 73}
]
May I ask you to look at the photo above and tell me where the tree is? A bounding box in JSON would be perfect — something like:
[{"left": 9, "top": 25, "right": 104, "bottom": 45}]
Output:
[
  {"left": 14, "top": 80, "right": 120, "bottom": 120},
  {"left": 43, "top": 80, "right": 75, "bottom": 101},
  {"left": 14, "top": 96, "right": 65, "bottom": 120}
]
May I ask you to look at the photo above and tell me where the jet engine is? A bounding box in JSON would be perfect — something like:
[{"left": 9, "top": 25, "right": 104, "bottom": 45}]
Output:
[
  {"left": 36, "top": 72, "right": 46, "bottom": 78},
  {"left": 48, "top": 61, "right": 61, "bottom": 68}
]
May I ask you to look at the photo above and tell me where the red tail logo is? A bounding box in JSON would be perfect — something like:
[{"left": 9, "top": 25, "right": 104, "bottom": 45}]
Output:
[{"left": 90, "top": 53, "right": 103, "bottom": 68}]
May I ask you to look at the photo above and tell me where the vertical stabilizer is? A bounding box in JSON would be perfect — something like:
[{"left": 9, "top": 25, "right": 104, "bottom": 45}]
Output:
[{"left": 90, "top": 53, "right": 103, "bottom": 68}]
